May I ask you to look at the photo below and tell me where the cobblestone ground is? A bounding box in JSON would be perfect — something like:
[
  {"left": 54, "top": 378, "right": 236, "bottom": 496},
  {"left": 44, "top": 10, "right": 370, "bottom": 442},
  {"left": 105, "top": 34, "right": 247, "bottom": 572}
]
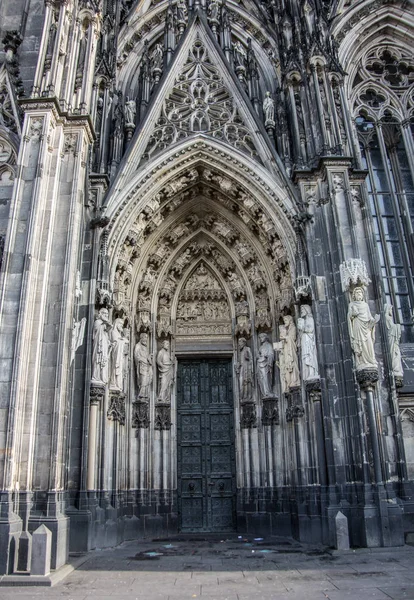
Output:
[{"left": 1, "top": 536, "right": 414, "bottom": 600}]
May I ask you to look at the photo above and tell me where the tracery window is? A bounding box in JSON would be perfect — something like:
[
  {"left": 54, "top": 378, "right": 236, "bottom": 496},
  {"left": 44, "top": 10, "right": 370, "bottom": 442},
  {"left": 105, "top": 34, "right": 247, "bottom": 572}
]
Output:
[{"left": 352, "top": 45, "right": 414, "bottom": 342}]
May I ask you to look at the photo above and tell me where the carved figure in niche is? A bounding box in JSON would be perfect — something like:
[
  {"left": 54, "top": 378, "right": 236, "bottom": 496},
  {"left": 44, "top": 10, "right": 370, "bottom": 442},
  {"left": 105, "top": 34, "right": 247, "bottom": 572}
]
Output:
[
  {"left": 110, "top": 318, "right": 127, "bottom": 391},
  {"left": 124, "top": 97, "right": 136, "bottom": 126},
  {"left": 134, "top": 332, "right": 153, "bottom": 399},
  {"left": 233, "top": 41, "right": 247, "bottom": 68},
  {"left": 227, "top": 271, "right": 243, "bottom": 296},
  {"left": 297, "top": 305, "right": 319, "bottom": 381},
  {"left": 236, "top": 337, "right": 254, "bottom": 402},
  {"left": 91, "top": 308, "right": 112, "bottom": 385},
  {"left": 177, "top": 0, "right": 188, "bottom": 21},
  {"left": 151, "top": 43, "right": 164, "bottom": 71},
  {"left": 208, "top": 0, "right": 220, "bottom": 21},
  {"left": 347, "top": 287, "right": 379, "bottom": 371},
  {"left": 157, "top": 340, "right": 174, "bottom": 402},
  {"left": 257, "top": 332, "right": 275, "bottom": 399},
  {"left": 384, "top": 304, "right": 403, "bottom": 378},
  {"left": 263, "top": 92, "right": 275, "bottom": 123},
  {"left": 280, "top": 315, "right": 300, "bottom": 390}
]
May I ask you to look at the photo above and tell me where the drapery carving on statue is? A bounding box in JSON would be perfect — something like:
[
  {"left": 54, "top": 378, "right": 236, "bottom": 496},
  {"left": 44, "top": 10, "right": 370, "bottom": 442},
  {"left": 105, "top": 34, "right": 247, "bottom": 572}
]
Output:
[
  {"left": 347, "top": 287, "right": 379, "bottom": 372},
  {"left": 149, "top": 241, "right": 171, "bottom": 267},
  {"left": 234, "top": 240, "right": 254, "bottom": 266},
  {"left": 142, "top": 38, "right": 259, "bottom": 163},
  {"left": 91, "top": 308, "right": 112, "bottom": 386},
  {"left": 236, "top": 337, "right": 254, "bottom": 403},
  {"left": 279, "top": 315, "right": 300, "bottom": 391},
  {"left": 164, "top": 169, "right": 199, "bottom": 197},
  {"left": 248, "top": 263, "right": 266, "bottom": 291},
  {"left": 167, "top": 216, "right": 199, "bottom": 245},
  {"left": 134, "top": 332, "right": 153, "bottom": 400},
  {"left": 140, "top": 265, "right": 157, "bottom": 294},
  {"left": 176, "top": 263, "right": 232, "bottom": 336},
  {"left": 227, "top": 271, "right": 244, "bottom": 299},
  {"left": 384, "top": 304, "right": 404, "bottom": 383},
  {"left": 257, "top": 332, "right": 275, "bottom": 399},
  {"left": 297, "top": 304, "right": 319, "bottom": 382},
  {"left": 109, "top": 318, "right": 128, "bottom": 391},
  {"left": 157, "top": 340, "right": 174, "bottom": 402},
  {"left": 160, "top": 272, "right": 179, "bottom": 300},
  {"left": 235, "top": 299, "right": 251, "bottom": 337},
  {"left": 113, "top": 268, "right": 131, "bottom": 313}
]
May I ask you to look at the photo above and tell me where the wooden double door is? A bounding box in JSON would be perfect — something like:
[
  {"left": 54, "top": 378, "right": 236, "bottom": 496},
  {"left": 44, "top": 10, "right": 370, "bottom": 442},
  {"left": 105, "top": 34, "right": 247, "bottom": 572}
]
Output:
[{"left": 177, "top": 359, "right": 236, "bottom": 532}]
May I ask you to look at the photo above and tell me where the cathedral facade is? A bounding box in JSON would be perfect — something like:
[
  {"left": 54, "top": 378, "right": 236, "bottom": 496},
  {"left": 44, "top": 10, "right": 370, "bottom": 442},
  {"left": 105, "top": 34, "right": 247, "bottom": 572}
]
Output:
[{"left": 0, "top": 0, "right": 413, "bottom": 574}]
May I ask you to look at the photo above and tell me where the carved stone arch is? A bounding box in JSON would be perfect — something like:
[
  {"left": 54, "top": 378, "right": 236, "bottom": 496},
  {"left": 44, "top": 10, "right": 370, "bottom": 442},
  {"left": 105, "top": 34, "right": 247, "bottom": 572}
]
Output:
[
  {"left": 351, "top": 80, "right": 405, "bottom": 121},
  {"left": 105, "top": 140, "right": 298, "bottom": 263}
]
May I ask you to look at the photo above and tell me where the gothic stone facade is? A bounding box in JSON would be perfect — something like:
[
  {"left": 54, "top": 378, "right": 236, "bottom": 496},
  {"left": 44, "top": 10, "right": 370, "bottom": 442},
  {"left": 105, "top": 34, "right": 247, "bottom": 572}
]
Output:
[{"left": 0, "top": 0, "right": 413, "bottom": 575}]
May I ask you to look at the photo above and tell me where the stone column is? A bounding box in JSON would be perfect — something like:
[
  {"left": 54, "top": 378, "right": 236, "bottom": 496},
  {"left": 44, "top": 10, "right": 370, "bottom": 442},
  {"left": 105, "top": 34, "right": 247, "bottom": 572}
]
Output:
[{"left": 87, "top": 386, "right": 104, "bottom": 490}]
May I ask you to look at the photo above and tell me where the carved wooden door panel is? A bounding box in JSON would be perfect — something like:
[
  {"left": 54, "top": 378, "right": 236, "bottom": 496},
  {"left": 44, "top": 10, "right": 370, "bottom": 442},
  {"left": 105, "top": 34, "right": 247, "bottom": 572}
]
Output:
[{"left": 177, "top": 359, "right": 236, "bottom": 532}]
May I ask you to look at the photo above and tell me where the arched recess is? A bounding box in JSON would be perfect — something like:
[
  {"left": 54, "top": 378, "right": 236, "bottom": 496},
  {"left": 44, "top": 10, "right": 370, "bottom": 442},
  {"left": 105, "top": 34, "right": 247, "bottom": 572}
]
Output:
[{"left": 93, "top": 135, "right": 299, "bottom": 494}]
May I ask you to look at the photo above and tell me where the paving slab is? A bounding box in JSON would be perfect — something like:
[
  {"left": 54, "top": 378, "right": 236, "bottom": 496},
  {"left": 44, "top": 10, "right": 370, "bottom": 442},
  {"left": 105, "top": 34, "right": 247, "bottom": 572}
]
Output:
[{"left": 1, "top": 535, "right": 414, "bottom": 600}]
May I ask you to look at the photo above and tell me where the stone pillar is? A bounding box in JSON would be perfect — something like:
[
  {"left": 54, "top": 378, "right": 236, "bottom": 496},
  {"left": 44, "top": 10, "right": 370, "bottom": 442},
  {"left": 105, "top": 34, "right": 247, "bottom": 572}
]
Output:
[
  {"left": 87, "top": 386, "right": 104, "bottom": 490},
  {"left": 31, "top": 525, "right": 52, "bottom": 576}
]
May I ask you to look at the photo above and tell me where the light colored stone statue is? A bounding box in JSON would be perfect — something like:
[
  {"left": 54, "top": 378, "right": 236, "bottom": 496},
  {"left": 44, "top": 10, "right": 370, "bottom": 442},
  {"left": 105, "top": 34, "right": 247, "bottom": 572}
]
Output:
[
  {"left": 263, "top": 91, "right": 275, "bottom": 123},
  {"left": 177, "top": 0, "right": 188, "bottom": 22},
  {"left": 124, "top": 97, "right": 136, "bottom": 127},
  {"left": 297, "top": 304, "right": 319, "bottom": 381},
  {"left": 134, "top": 332, "right": 153, "bottom": 399},
  {"left": 280, "top": 315, "right": 300, "bottom": 390},
  {"left": 347, "top": 287, "right": 379, "bottom": 371},
  {"left": 151, "top": 43, "right": 164, "bottom": 71},
  {"left": 110, "top": 318, "right": 127, "bottom": 391},
  {"left": 257, "top": 332, "right": 275, "bottom": 398},
  {"left": 384, "top": 304, "right": 403, "bottom": 379},
  {"left": 157, "top": 340, "right": 174, "bottom": 402},
  {"left": 233, "top": 41, "right": 246, "bottom": 68},
  {"left": 91, "top": 308, "right": 112, "bottom": 385},
  {"left": 236, "top": 337, "right": 254, "bottom": 402}
]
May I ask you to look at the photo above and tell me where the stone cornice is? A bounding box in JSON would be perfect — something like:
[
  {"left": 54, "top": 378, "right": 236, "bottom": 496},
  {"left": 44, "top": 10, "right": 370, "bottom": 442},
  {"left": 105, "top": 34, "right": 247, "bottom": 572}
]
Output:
[{"left": 18, "top": 97, "right": 96, "bottom": 144}]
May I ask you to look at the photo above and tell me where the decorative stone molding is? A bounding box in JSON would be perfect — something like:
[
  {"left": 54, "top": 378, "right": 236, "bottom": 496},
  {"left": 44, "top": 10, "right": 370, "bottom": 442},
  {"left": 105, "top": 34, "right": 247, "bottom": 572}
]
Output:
[
  {"left": 132, "top": 400, "right": 150, "bottom": 429},
  {"left": 340, "top": 258, "right": 370, "bottom": 292},
  {"left": 285, "top": 386, "right": 303, "bottom": 422},
  {"left": 240, "top": 402, "right": 257, "bottom": 429},
  {"left": 107, "top": 391, "right": 126, "bottom": 425},
  {"left": 262, "top": 397, "right": 279, "bottom": 426},
  {"left": 356, "top": 368, "right": 379, "bottom": 389},
  {"left": 235, "top": 300, "right": 251, "bottom": 338},
  {"left": 294, "top": 276, "right": 311, "bottom": 300},
  {"left": 90, "top": 384, "right": 105, "bottom": 405},
  {"left": 154, "top": 403, "right": 171, "bottom": 431}
]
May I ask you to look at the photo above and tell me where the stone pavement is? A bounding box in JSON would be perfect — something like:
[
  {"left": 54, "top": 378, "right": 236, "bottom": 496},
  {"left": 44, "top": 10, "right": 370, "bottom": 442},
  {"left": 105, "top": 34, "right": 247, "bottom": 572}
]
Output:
[{"left": 1, "top": 535, "right": 414, "bottom": 600}]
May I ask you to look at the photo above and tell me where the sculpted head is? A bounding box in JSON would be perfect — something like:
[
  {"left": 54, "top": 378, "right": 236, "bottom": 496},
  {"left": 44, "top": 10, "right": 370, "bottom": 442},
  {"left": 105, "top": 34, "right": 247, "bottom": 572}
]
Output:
[
  {"left": 114, "top": 318, "right": 124, "bottom": 332},
  {"left": 283, "top": 315, "right": 293, "bottom": 326},
  {"left": 352, "top": 287, "right": 365, "bottom": 302},
  {"left": 162, "top": 340, "right": 170, "bottom": 350},
  {"left": 238, "top": 337, "right": 247, "bottom": 350},
  {"left": 300, "top": 304, "right": 311, "bottom": 318},
  {"left": 99, "top": 308, "right": 109, "bottom": 322},
  {"left": 140, "top": 332, "right": 148, "bottom": 346},
  {"left": 258, "top": 332, "right": 269, "bottom": 344}
]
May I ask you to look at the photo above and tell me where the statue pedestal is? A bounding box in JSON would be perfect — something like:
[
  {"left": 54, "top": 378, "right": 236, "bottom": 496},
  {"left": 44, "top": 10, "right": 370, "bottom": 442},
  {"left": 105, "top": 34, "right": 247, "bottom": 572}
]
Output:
[{"left": 261, "top": 397, "right": 279, "bottom": 426}]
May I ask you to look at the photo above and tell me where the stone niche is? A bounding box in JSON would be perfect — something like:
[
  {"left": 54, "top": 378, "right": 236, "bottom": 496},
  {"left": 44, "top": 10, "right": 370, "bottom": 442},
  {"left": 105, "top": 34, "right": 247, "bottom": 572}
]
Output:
[{"left": 174, "top": 262, "right": 233, "bottom": 353}]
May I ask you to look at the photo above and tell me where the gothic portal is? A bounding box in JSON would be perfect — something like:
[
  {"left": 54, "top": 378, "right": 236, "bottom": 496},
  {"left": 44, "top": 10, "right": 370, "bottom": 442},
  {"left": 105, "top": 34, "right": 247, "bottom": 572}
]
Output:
[{"left": 0, "top": 0, "right": 414, "bottom": 575}]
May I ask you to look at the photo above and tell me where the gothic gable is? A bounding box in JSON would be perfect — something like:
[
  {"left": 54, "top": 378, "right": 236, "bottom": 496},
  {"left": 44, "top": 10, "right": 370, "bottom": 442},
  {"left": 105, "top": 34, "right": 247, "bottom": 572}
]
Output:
[{"left": 112, "top": 14, "right": 290, "bottom": 192}]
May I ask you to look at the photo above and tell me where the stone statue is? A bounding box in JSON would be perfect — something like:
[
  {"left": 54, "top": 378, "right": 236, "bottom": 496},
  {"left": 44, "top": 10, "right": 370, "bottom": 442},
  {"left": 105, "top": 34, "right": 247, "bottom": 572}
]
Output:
[
  {"left": 297, "top": 305, "right": 319, "bottom": 381},
  {"left": 134, "top": 332, "right": 153, "bottom": 399},
  {"left": 257, "top": 332, "right": 275, "bottom": 398},
  {"left": 91, "top": 308, "right": 112, "bottom": 385},
  {"left": 208, "top": 0, "right": 220, "bottom": 21},
  {"left": 280, "top": 315, "right": 300, "bottom": 390},
  {"left": 263, "top": 92, "right": 275, "bottom": 123},
  {"left": 177, "top": 0, "right": 188, "bottom": 22},
  {"left": 124, "top": 97, "right": 136, "bottom": 127},
  {"left": 347, "top": 287, "right": 379, "bottom": 371},
  {"left": 157, "top": 340, "right": 174, "bottom": 402},
  {"left": 110, "top": 318, "right": 127, "bottom": 391},
  {"left": 151, "top": 43, "right": 164, "bottom": 71},
  {"left": 236, "top": 337, "right": 254, "bottom": 402},
  {"left": 384, "top": 304, "right": 403, "bottom": 379},
  {"left": 233, "top": 41, "right": 246, "bottom": 68}
]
